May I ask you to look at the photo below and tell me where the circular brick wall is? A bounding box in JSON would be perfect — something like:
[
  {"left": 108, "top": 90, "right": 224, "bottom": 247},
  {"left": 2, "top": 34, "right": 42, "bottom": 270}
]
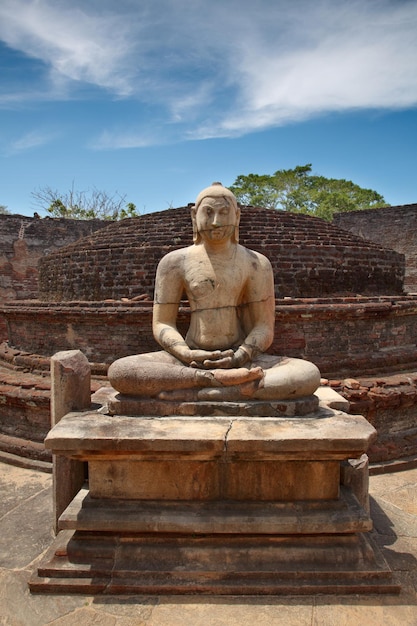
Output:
[{"left": 38, "top": 206, "right": 404, "bottom": 301}]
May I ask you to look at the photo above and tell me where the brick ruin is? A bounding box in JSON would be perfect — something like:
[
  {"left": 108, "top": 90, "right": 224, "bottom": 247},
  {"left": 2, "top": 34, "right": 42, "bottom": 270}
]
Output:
[
  {"left": 0, "top": 215, "right": 109, "bottom": 340},
  {"left": 1, "top": 205, "right": 417, "bottom": 470},
  {"left": 334, "top": 203, "right": 417, "bottom": 293},
  {"left": 38, "top": 206, "right": 404, "bottom": 300}
]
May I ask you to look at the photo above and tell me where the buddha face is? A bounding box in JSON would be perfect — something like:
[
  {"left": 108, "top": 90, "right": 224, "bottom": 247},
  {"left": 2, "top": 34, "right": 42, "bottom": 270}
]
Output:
[{"left": 194, "top": 197, "right": 237, "bottom": 243}]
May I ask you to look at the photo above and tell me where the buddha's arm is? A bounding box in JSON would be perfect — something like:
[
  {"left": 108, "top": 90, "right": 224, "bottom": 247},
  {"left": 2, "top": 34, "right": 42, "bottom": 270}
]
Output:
[
  {"left": 233, "top": 253, "right": 275, "bottom": 365},
  {"left": 240, "top": 298, "right": 275, "bottom": 356},
  {"left": 152, "top": 252, "right": 187, "bottom": 357}
]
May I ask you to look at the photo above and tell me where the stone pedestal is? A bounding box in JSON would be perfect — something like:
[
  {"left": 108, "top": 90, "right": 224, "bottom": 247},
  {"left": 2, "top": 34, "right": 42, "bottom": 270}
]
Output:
[{"left": 30, "top": 406, "right": 399, "bottom": 595}]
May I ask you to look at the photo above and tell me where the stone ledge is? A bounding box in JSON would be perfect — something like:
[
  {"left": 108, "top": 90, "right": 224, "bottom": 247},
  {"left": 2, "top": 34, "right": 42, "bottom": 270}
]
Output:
[
  {"left": 59, "top": 485, "right": 372, "bottom": 534},
  {"left": 45, "top": 410, "right": 376, "bottom": 461},
  {"left": 0, "top": 448, "right": 51, "bottom": 472}
]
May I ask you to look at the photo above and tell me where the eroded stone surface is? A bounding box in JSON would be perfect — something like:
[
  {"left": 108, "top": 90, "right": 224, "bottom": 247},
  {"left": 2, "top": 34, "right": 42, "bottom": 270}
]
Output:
[
  {"left": 51, "top": 350, "right": 91, "bottom": 426},
  {"left": 88, "top": 458, "right": 340, "bottom": 501},
  {"left": 0, "top": 463, "right": 53, "bottom": 570}
]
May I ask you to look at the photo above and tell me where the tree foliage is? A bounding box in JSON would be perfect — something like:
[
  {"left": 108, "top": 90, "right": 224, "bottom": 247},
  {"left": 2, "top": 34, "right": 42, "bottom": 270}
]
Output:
[
  {"left": 31, "top": 184, "right": 139, "bottom": 220},
  {"left": 0, "top": 205, "right": 10, "bottom": 215},
  {"left": 229, "top": 164, "right": 388, "bottom": 220}
]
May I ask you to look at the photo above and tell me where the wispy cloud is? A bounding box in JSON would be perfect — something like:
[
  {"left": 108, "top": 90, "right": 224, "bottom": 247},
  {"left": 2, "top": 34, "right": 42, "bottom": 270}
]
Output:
[
  {"left": 1, "top": 0, "right": 416, "bottom": 142},
  {"left": 90, "top": 128, "right": 163, "bottom": 150},
  {"left": 7, "top": 129, "right": 57, "bottom": 154},
  {"left": 209, "top": 0, "right": 417, "bottom": 137},
  {"left": 0, "top": 0, "right": 136, "bottom": 96}
]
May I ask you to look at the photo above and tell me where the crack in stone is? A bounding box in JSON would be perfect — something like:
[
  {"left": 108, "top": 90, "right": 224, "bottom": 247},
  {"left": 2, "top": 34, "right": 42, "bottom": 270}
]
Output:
[{"left": 223, "top": 419, "right": 234, "bottom": 455}]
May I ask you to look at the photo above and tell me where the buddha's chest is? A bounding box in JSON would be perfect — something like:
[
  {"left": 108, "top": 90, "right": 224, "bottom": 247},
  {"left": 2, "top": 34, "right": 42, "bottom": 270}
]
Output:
[{"left": 183, "top": 259, "right": 246, "bottom": 304}]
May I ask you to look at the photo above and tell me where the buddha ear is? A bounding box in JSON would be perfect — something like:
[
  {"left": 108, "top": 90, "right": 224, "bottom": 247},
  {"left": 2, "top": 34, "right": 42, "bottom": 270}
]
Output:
[
  {"left": 232, "top": 203, "right": 241, "bottom": 244},
  {"left": 190, "top": 204, "right": 201, "bottom": 244}
]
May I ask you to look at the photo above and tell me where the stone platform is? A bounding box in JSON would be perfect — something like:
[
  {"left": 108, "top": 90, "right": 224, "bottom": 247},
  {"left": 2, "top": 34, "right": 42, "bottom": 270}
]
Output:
[{"left": 30, "top": 406, "right": 399, "bottom": 595}]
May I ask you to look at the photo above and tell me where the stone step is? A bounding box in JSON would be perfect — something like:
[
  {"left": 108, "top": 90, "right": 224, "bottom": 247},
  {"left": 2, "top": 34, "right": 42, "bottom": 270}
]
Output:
[
  {"left": 59, "top": 486, "right": 371, "bottom": 534},
  {"left": 29, "top": 529, "right": 400, "bottom": 595}
]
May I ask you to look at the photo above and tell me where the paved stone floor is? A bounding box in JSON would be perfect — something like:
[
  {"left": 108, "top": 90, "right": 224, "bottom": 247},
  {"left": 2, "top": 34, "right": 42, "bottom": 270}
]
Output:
[{"left": 0, "top": 462, "right": 416, "bottom": 626}]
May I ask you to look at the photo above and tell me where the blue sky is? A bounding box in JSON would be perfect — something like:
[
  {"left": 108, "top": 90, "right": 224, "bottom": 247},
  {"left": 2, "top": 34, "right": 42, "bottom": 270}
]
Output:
[{"left": 1, "top": 0, "right": 416, "bottom": 217}]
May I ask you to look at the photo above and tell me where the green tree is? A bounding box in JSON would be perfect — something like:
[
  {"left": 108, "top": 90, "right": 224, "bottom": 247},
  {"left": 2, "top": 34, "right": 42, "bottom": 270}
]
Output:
[
  {"left": 229, "top": 164, "right": 388, "bottom": 220},
  {"left": 31, "top": 184, "right": 139, "bottom": 220},
  {"left": 0, "top": 205, "right": 10, "bottom": 215}
]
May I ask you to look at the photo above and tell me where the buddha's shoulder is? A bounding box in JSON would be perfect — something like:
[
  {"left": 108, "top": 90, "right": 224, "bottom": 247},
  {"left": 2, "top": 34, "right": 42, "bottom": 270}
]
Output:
[
  {"left": 158, "top": 246, "right": 193, "bottom": 267},
  {"left": 237, "top": 244, "right": 272, "bottom": 269}
]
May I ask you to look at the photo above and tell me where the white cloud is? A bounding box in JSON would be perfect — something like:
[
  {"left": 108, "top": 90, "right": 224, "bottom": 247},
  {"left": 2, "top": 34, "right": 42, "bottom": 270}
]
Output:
[
  {"left": 8, "top": 129, "right": 57, "bottom": 153},
  {"left": 1, "top": 0, "right": 417, "bottom": 141},
  {"left": 0, "top": 0, "right": 136, "bottom": 96},
  {"left": 215, "top": 0, "right": 417, "bottom": 135}
]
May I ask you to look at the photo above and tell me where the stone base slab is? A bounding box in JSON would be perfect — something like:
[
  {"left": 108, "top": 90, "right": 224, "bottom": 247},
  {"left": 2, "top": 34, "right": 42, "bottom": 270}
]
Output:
[
  {"left": 30, "top": 529, "right": 399, "bottom": 595},
  {"left": 102, "top": 388, "right": 320, "bottom": 417},
  {"left": 43, "top": 410, "right": 377, "bottom": 461}
]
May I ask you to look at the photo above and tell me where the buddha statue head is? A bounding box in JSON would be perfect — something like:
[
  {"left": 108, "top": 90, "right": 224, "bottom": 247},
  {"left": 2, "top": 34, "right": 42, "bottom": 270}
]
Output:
[{"left": 192, "top": 182, "right": 241, "bottom": 244}]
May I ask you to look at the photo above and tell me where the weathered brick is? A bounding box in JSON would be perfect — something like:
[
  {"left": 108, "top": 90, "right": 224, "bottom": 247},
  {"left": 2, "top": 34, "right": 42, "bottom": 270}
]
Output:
[
  {"left": 334, "top": 203, "right": 417, "bottom": 293},
  {"left": 37, "top": 206, "right": 404, "bottom": 302}
]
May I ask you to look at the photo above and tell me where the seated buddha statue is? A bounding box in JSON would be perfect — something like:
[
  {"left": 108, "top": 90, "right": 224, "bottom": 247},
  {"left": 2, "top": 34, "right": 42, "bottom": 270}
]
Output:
[{"left": 108, "top": 183, "right": 320, "bottom": 401}]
